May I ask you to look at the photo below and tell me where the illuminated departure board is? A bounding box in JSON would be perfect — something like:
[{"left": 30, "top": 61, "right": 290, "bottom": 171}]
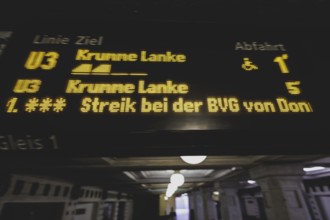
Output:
[{"left": 0, "top": 21, "right": 328, "bottom": 155}]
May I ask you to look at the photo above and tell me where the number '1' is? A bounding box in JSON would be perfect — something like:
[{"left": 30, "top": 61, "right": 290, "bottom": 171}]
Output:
[{"left": 273, "top": 54, "right": 289, "bottom": 74}]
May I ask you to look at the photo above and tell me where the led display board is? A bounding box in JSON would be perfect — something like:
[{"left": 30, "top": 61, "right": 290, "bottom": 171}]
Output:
[{"left": 0, "top": 21, "right": 328, "bottom": 156}]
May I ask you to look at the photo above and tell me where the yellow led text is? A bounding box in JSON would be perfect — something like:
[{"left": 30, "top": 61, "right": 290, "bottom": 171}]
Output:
[
  {"left": 6, "top": 97, "right": 18, "bottom": 113},
  {"left": 243, "top": 101, "right": 276, "bottom": 112},
  {"left": 75, "top": 49, "right": 138, "bottom": 61},
  {"left": 25, "top": 51, "right": 59, "bottom": 70},
  {"left": 172, "top": 98, "right": 203, "bottom": 113},
  {"left": 13, "top": 79, "right": 42, "bottom": 93},
  {"left": 273, "top": 54, "right": 289, "bottom": 74},
  {"left": 80, "top": 97, "right": 136, "bottom": 113},
  {"left": 75, "top": 49, "right": 187, "bottom": 63},
  {"left": 140, "top": 51, "right": 186, "bottom": 62},
  {"left": 141, "top": 97, "right": 169, "bottom": 113},
  {"left": 207, "top": 97, "right": 240, "bottom": 113},
  {"left": 65, "top": 80, "right": 135, "bottom": 94},
  {"left": 276, "top": 98, "right": 313, "bottom": 112},
  {"left": 138, "top": 80, "right": 189, "bottom": 94},
  {"left": 285, "top": 81, "right": 301, "bottom": 95}
]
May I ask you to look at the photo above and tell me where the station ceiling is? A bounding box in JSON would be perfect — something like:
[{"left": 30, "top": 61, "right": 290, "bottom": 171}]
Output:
[
  {"left": 1, "top": 0, "right": 330, "bottom": 25},
  {"left": 0, "top": 155, "right": 328, "bottom": 195}
]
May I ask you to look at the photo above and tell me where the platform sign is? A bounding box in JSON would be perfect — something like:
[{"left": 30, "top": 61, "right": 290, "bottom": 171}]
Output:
[{"left": 0, "top": 21, "right": 328, "bottom": 156}]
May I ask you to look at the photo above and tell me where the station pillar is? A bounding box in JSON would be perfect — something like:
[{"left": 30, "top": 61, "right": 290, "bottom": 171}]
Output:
[
  {"left": 189, "top": 187, "right": 219, "bottom": 220},
  {"left": 218, "top": 181, "right": 243, "bottom": 220},
  {"left": 249, "top": 164, "right": 311, "bottom": 220}
]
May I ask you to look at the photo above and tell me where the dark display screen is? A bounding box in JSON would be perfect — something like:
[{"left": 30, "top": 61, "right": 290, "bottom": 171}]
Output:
[{"left": 0, "top": 21, "right": 328, "bottom": 156}]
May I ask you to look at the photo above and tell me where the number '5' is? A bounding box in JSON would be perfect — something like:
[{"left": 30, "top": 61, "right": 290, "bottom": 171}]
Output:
[
  {"left": 25, "top": 51, "right": 59, "bottom": 70},
  {"left": 285, "top": 81, "right": 301, "bottom": 95}
]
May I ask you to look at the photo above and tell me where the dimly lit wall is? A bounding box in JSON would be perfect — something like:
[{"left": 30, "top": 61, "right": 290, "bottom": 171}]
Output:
[{"left": 132, "top": 193, "right": 159, "bottom": 220}]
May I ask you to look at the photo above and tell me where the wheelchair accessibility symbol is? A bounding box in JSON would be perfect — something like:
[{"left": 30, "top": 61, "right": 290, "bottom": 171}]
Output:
[{"left": 241, "top": 57, "right": 258, "bottom": 71}]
